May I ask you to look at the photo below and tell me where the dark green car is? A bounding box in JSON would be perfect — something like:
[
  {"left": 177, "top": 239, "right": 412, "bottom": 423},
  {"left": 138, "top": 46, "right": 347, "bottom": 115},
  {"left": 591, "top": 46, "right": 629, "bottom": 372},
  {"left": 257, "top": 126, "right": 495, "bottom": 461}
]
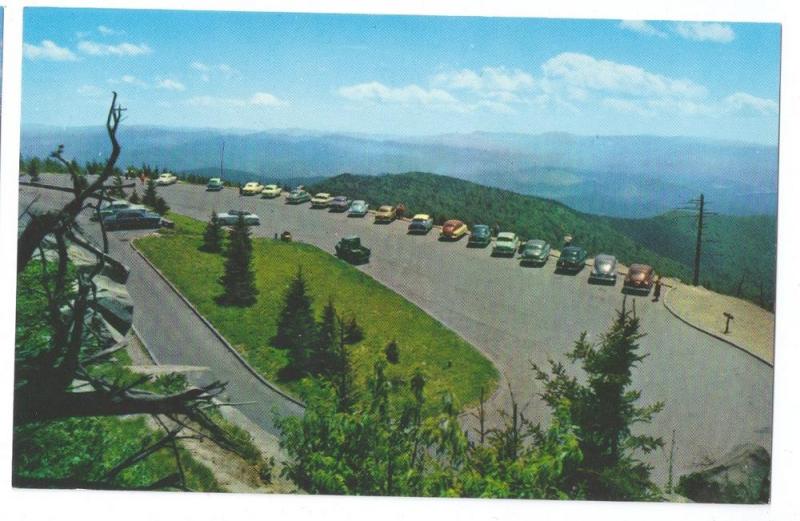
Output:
[
  {"left": 335, "top": 235, "right": 371, "bottom": 264},
  {"left": 468, "top": 224, "right": 492, "bottom": 247},
  {"left": 556, "top": 246, "right": 588, "bottom": 272}
]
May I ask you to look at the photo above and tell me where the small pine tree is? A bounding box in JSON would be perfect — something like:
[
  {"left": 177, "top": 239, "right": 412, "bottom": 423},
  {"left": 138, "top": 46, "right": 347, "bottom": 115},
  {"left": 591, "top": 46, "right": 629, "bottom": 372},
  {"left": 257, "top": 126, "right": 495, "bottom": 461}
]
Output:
[
  {"left": 128, "top": 188, "right": 140, "bottom": 204},
  {"left": 143, "top": 178, "right": 158, "bottom": 207},
  {"left": 343, "top": 315, "right": 364, "bottom": 344},
  {"left": 153, "top": 196, "right": 170, "bottom": 216},
  {"left": 274, "top": 267, "right": 318, "bottom": 377},
  {"left": 26, "top": 157, "right": 41, "bottom": 182},
  {"left": 111, "top": 171, "right": 125, "bottom": 198},
  {"left": 201, "top": 211, "right": 225, "bottom": 253},
  {"left": 217, "top": 214, "right": 258, "bottom": 307},
  {"left": 384, "top": 340, "right": 400, "bottom": 364},
  {"left": 315, "top": 298, "right": 338, "bottom": 375}
]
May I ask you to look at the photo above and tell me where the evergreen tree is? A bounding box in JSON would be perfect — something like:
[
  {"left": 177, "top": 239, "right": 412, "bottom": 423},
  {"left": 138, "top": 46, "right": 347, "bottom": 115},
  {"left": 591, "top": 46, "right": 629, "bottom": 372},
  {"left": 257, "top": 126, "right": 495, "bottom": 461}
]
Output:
[
  {"left": 142, "top": 178, "right": 158, "bottom": 207},
  {"left": 19, "top": 154, "right": 25, "bottom": 175},
  {"left": 273, "top": 267, "right": 318, "bottom": 377},
  {"left": 110, "top": 170, "right": 125, "bottom": 199},
  {"left": 343, "top": 315, "right": 364, "bottom": 344},
  {"left": 217, "top": 214, "right": 257, "bottom": 307},
  {"left": 26, "top": 157, "right": 41, "bottom": 182},
  {"left": 313, "top": 298, "right": 339, "bottom": 375},
  {"left": 128, "top": 187, "right": 140, "bottom": 204},
  {"left": 384, "top": 340, "right": 400, "bottom": 364},
  {"left": 201, "top": 211, "right": 225, "bottom": 253},
  {"left": 153, "top": 196, "right": 170, "bottom": 216},
  {"left": 532, "top": 297, "right": 664, "bottom": 500}
]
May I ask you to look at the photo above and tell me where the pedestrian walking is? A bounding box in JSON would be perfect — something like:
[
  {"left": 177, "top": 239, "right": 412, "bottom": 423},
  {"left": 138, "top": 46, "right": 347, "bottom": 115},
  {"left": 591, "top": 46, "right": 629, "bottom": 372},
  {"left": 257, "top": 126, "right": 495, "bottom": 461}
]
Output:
[{"left": 653, "top": 276, "right": 662, "bottom": 302}]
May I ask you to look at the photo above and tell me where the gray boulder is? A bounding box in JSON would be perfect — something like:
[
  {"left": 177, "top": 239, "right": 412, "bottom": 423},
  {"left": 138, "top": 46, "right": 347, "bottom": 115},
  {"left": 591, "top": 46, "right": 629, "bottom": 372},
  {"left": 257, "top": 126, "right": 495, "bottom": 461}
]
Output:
[{"left": 676, "top": 443, "right": 770, "bottom": 504}]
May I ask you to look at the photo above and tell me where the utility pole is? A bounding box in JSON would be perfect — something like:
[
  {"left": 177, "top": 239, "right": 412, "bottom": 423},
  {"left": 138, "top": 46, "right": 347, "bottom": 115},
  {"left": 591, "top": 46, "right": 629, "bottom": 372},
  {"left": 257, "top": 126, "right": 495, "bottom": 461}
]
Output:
[{"left": 693, "top": 194, "right": 704, "bottom": 286}]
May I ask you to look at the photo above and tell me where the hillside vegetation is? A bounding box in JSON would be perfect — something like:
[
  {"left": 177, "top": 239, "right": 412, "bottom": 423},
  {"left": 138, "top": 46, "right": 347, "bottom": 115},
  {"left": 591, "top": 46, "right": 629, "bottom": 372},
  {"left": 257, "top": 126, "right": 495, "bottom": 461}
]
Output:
[{"left": 309, "top": 172, "right": 776, "bottom": 308}]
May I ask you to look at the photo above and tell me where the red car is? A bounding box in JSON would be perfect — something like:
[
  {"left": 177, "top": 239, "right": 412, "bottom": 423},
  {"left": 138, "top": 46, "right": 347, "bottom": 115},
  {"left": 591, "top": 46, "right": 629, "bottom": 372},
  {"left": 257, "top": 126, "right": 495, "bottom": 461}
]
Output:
[
  {"left": 440, "top": 219, "right": 468, "bottom": 240},
  {"left": 624, "top": 264, "right": 655, "bottom": 294}
]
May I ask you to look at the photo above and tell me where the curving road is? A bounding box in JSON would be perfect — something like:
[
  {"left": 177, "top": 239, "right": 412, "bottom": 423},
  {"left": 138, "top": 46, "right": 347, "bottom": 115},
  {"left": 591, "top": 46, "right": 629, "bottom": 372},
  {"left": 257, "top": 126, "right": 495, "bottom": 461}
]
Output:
[{"left": 21, "top": 177, "right": 773, "bottom": 484}]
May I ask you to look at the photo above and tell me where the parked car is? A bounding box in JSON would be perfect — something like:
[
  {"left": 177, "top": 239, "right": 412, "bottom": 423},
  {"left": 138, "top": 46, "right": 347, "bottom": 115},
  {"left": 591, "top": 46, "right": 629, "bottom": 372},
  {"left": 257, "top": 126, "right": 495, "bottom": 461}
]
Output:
[
  {"left": 467, "top": 224, "right": 492, "bottom": 248},
  {"left": 624, "top": 264, "right": 655, "bottom": 294},
  {"left": 155, "top": 172, "right": 178, "bottom": 186},
  {"left": 311, "top": 192, "right": 334, "bottom": 208},
  {"left": 557, "top": 246, "right": 588, "bottom": 272},
  {"left": 492, "top": 232, "right": 520, "bottom": 256},
  {"left": 242, "top": 182, "right": 264, "bottom": 195},
  {"left": 261, "top": 184, "right": 282, "bottom": 198},
  {"left": 102, "top": 208, "right": 162, "bottom": 230},
  {"left": 217, "top": 209, "right": 261, "bottom": 226},
  {"left": 520, "top": 239, "right": 551, "bottom": 265},
  {"left": 348, "top": 200, "right": 369, "bottom": 217},
  {"left": 206, "top": 177, "right": 224, "bottom": 191},
  {"left": 92, "top": 199, "right": 143, "bottom": 221},
  {"left": 408, "top": 214, "right": 434, "bottom": 234},
  {"left": 589, "top": 254, "right": 618, "bottom": 284},
  {"left": 329, "top": 196, "right": 351, "bottom": 212},
  {"left": 441, "top": 219, "right": 468, "bottom": 240},
  {"left": 286, "top": 189, "right": 311, "bottom": 204},
  {"left": 335, "top": 235, "right": 371, "bottom": 264},
  {"left": 374, "top": 205, "right": 397, "bottom": 223}
]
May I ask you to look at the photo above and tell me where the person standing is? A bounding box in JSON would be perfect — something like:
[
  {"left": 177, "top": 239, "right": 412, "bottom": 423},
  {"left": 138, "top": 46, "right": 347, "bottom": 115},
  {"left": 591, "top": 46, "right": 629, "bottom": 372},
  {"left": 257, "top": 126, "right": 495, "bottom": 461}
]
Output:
[{"left": 653, "top": 276, "right": 662, "bottom": 302}]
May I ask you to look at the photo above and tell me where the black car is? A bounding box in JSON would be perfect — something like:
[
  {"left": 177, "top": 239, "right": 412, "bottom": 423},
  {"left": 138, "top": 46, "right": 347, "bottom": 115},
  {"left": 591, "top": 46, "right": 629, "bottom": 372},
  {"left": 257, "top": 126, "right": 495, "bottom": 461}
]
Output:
[
  {"left": 102, "top": 208, "right": 162, "bottom": 230},
  {"left": 467, "top": 224, "right": 492, "bottom": 247},
  {"left": 329, "top": 196, "right": 351, "bottom": 212},
  {"left": 556, "top": 246, "right": 588, "bottom": 272}
]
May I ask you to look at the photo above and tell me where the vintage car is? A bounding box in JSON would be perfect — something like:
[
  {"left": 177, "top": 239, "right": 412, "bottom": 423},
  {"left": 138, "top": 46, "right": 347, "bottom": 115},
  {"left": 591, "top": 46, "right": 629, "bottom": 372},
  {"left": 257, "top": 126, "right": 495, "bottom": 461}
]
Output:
[
  {"left": 261, "top": 184, "right": 282, "bottom": 198},
  {"left": 206, "top": 177, "right": 224, "bottom": 191},
  {"left": 217, "top": 209, "right": 261, "bottom": 226},
  {"left": 492, "top": 232, "right": 520, "bottom": 256},
  {"left": 557, "top": 246, "right": 588, "bottom": 272},
  {"left": 92, "top": 199, "right": 143, "bottom": 221},
  {"left": 335, "top": 235, "right": 371, "bottom": 264},
  {"left": 624, "top": 263, "right": 655, "bottom": 294},
  {"left": 311, "top": 192, "right": 334, "bottom": 208},
  {"left": 348, "top": 200, "right": 369, "bottom": 217},
  {"left": 520, "top": 239, "right": 551, "bottom": 265},
  {"left": 467, "top": 224, "right": 492, "bottom": 248},
  {"left": 329, "top": 196, "right": 351, "bottom": 212},
  {"left": 440, "top": 219, "right": 468, "bottom": 240},
  {"left": 155, "top": 172, "right": 178, "bottom": 186},
  {"left": 285, "top": 189, "right": 311, "bottom": 204},
  {"left": 374, "top": 205, "right": 397, "bottom": 223},
  {"left": 407, "top": 214, "right": 434, "bottom": 234},
  {"left": 589, "top": 254, "right": 618, "bottom": 284},
  {"left": 102, "top": 208, "right": 162, "bottom": 230},
  {"left": 242, "top": 182, "right": 264, "bottom": 195}
]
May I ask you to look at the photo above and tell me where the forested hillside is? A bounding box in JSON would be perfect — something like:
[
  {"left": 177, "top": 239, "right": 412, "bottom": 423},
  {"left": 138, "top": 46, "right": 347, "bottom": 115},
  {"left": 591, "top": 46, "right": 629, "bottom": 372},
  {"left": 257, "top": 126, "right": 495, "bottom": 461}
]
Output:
[{"left": 309, "top": 172, "right": 776, "bottom": 308}]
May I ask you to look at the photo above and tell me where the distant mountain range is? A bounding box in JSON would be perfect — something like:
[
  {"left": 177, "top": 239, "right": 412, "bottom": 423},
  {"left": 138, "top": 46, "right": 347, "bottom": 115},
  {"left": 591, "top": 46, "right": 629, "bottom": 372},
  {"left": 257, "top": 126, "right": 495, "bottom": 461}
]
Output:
[{"left": 21, "top": 125, "right": 778, "bottom": 218}]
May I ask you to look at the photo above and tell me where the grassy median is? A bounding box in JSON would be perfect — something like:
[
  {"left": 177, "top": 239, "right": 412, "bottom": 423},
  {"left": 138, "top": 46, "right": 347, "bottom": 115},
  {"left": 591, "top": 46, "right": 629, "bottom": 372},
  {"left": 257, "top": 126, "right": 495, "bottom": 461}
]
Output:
[{"left": 135, "top": 213, "right": 498, "bottom": 409}]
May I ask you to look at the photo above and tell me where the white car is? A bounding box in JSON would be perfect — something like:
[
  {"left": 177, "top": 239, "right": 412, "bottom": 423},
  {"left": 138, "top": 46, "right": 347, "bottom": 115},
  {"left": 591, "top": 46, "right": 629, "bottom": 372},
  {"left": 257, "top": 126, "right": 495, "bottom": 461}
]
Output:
[
  {"left": 242, "top": 182, "right": 264, "bottom": 195},
  {"left": 310, "top": 192, "right": 334, "bottom": 208},
  {"left": 261, "top": 184, "right": 282, "bottom": 198},
  {"left": 155, "top": 172, "right": 177, "bottom": 186},
  {"left": 217, "top": 209, "right": 260, "bottom": 226}
]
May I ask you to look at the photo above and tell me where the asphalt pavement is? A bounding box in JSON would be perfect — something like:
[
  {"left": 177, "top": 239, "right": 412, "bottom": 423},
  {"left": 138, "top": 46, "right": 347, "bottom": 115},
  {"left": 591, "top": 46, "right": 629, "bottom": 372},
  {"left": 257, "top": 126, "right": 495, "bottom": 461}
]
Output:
[{"left": 21, "top": 177, "right": 774, "bottom": 484}]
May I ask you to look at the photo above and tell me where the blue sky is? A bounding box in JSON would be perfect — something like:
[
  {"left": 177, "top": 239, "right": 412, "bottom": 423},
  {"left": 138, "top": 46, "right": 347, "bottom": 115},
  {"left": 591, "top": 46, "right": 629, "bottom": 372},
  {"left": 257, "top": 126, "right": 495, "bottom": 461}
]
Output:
[{"left": 22, "top": 9, "right": 781, "bottom": 144}]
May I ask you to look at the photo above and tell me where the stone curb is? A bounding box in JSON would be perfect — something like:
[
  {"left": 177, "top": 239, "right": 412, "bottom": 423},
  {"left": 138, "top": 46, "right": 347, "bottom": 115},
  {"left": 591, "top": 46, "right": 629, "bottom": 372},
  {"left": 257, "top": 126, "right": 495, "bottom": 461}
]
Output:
[
  {"left": 129, "top": 240, "right": 306, "bottom": 409},
  {"left": 662, "top": 285, "right": 772, "bottom": 367}
]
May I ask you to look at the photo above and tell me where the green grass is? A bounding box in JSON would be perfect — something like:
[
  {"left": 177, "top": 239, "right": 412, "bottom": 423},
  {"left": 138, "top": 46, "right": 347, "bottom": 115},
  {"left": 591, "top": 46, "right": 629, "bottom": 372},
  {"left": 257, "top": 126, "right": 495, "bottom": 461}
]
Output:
[{"left": 135, "top": 212, "right": 498, "bottom": 410}]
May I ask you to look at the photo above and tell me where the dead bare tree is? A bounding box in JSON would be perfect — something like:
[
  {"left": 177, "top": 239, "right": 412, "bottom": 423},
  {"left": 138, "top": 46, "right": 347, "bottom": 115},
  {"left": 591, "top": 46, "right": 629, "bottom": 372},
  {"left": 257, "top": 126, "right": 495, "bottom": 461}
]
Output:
[{"left": 14, "top": 93, "right": 243, "bottom": 490}]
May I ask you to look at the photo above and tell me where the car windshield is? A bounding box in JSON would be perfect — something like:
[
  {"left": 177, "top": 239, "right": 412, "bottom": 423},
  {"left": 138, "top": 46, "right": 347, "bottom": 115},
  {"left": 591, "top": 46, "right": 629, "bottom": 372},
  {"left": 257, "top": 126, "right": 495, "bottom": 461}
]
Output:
[
  {"left": 473, "top": 226, "right": 488, "bottom": 234},
  {"left": 378, "top": 206, "right": 392, "bottom": 212},
  {"left": 412, "top": 218, "right": 427, "bottom": 223},
  {"left": 334, "top": 196, "right": 347, "bottom": 201},
  {"left": 563, "top": 250, "right": 580, "bottom": 259},
  {"left": 596, "top": 261, "right": 613, "bottom": 271},
  {"left": 526, "top": 244, "right": 543, "bottom": 252}
]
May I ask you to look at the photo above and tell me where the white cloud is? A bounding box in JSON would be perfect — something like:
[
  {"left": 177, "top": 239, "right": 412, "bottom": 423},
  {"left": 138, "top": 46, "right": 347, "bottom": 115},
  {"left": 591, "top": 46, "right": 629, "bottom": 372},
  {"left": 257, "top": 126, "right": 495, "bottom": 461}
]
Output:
[
  {"left": 186, "top": 92, "right": 285, "bottom": 108},
  {"left": 432, "top": 66, "right": 535, "bottom": 94},
  {"left": 97, "top": 25, "right": 125, "bottom": 36},
  {"left": 601, "top": 97, "right": 654, "bottom": 117},
  {"left": 338, "top": 81, "right": 459, "bottom": 105},
  {"left": 619, "top": 20, "right": 668, "bottom": 38},
  {"left": 77, "top": 84, "right": 105, "bottom": 97},
  {"left": 722, "top": 92, "right": 778, "bottom": 116},
  {"left": 541, "top": 52, "right": 707, "bottom": 99},
  {"left": 156, "top": 78, "right": 186, "bottom": 91},
  {"left": 250, "top": 92, "right": 284, "bottom": 106},
  {"left": 191, "top": 61, "right": 210, "bottom": 72},
  {"left": 23, "top": 40, "right": 77, "bottom": 61},
  {"left": 78, "top": 40, "right": 152, "bottom": 57},
  {"left": 108, "top": 74, "right": 148, "bottom": 88},
  {"left": 674, "top": 22, "right": 735, "bottom": 43},
  {"left": 190, "top": 61, "right": 239, "bottom": 82}
]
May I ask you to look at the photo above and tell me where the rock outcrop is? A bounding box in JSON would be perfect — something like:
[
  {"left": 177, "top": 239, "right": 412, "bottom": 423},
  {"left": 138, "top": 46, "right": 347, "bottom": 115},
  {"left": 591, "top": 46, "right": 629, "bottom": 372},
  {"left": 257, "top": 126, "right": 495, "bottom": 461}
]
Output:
[{"left": 676, "top": 443, "right": 771, "bottom": 504}]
